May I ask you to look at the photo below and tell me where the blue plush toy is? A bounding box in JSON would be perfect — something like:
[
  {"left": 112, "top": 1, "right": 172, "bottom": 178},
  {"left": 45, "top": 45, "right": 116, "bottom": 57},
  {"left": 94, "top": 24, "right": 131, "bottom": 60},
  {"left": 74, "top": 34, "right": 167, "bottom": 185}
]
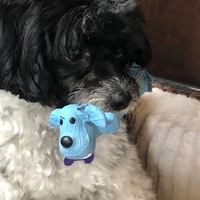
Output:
[{"left": 49, "top": 104, "right": 120, "bottom": 166}]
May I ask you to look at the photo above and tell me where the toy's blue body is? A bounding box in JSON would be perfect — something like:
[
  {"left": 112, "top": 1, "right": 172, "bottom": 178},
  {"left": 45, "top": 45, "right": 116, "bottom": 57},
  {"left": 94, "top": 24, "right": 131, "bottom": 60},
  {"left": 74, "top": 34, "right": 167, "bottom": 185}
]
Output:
[{"left": 49, "top": 104, "right": 120, "bottom": 165}]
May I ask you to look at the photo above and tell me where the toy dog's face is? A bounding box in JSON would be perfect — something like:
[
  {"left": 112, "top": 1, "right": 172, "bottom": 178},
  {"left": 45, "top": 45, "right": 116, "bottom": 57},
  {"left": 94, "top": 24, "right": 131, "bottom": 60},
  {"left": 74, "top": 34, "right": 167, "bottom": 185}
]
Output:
[
  {"left": 58, "top": 115, "right": 96, "bottom": 160},
  {"left": 49, "top": 105, "right": 96, "bottom": 159},
  {"left": 49, "top": 104, "right": 119, "bottom": 162}
]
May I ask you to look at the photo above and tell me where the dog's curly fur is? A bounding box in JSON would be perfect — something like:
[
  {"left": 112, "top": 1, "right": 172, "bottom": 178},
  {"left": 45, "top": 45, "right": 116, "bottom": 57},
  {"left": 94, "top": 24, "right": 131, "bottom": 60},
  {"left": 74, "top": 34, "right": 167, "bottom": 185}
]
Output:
[
  {"left": 0, "top": 0, "right": 154, "bottom": 199},
  {"left": 0, "top": 0, "right": 151, "bottom": 107}
]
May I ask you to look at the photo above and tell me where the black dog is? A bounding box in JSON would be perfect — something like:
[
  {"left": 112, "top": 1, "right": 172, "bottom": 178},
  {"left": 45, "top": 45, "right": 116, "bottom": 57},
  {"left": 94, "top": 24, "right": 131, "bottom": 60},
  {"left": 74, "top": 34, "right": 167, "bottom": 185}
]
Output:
[
  {"left": 0, "top": 0, "right": 151, "bottom": 107},
  {"left": 0, "top": 1, "right": 156, "bottom": 200}
]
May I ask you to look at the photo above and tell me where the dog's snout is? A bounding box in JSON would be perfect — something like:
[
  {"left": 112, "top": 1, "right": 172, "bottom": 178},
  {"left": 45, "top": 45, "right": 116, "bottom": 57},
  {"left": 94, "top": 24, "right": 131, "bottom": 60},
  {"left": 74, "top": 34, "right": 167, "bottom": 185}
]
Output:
[
  {"left": 110, "top": 91, "right": 132, "bottom": 111},
  {"left": 61, "top": 136, "right": 73, "bottom": 148}
]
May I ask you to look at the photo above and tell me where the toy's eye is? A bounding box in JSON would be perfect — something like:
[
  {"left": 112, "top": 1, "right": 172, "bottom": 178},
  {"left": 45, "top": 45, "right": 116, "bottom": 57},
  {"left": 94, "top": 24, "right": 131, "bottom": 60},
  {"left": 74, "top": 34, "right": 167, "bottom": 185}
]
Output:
[
  {"left": 60, "top": 119, "right": 63, "bottom": 125},
  {"left": 69, "top": 117, "right": 76, "bottom": 124}
]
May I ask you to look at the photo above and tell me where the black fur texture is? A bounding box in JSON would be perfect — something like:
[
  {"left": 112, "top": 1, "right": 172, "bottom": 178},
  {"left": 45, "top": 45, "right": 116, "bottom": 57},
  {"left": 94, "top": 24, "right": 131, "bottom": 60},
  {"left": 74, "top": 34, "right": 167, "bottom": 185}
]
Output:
[{"left": 0, "top": 0, "right": 151, "bottom": 107}]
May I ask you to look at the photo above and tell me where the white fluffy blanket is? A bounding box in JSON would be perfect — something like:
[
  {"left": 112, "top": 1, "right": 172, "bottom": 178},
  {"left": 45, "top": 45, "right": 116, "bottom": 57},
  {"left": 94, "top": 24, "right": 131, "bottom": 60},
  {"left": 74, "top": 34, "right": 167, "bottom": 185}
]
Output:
[{"left": 134, "top": 88, "right": 200, "bottom": 200}]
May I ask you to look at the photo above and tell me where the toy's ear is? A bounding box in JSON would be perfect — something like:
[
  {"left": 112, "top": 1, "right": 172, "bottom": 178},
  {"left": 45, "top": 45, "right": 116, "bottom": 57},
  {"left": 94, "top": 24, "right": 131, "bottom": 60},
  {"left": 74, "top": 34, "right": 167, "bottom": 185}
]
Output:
[
  {"left": 77, "top": 104, "right": 106, "bottom": 128},
  {"left": 105, "top": 112, "right": 118, "bottom": 124},
  {"left": 49, "top": 109, "right": 60, "bottom": 127},
  {"left": 104, "top": 112, "right": 120, "bottom": 133}
]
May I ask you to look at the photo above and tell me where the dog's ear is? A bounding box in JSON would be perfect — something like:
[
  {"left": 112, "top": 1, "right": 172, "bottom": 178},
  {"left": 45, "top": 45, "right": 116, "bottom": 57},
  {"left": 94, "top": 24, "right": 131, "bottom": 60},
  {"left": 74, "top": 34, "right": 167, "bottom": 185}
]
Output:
[
  {"left": 130, "top": 37, "right": 152, "bottom": 68},
  {"left": 82, "top": 4, "right": 151, "bottom": 68},
  {"left": 49, "top": 109, "right": 60, "bottom": 127},
  {"left": 77, "top": 104, "right": 107, "bottom": 128},
  {"left": 120, "top": 6, "right": 152, "bottom": 67},
  {"left": 0, "top": 3, "right": 58, "bottom": 105}
]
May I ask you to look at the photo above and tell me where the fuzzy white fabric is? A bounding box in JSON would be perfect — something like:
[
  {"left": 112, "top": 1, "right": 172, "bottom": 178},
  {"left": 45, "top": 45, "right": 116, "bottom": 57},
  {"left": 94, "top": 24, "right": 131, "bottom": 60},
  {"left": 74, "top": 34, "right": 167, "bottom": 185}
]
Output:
[
  {"left": 0, "top": 89, "right": 154, "bottom": 200},
  {"left": 135, "top": 88, "right": 200, "bottom": 200}
]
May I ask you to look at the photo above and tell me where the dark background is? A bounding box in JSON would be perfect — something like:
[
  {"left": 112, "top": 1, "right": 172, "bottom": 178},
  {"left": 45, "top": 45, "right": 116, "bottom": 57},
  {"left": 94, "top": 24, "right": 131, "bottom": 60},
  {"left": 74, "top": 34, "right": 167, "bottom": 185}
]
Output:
[{"left": 140, "top": 0, "right": 200, "bottom": 87}]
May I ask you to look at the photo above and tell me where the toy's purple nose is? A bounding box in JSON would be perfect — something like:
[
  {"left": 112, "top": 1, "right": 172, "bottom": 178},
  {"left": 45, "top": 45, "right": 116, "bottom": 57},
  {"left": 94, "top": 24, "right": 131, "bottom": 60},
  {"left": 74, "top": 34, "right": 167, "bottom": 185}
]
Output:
[{"left": 61, "top": 136, "right": 73, "bottom": 148}]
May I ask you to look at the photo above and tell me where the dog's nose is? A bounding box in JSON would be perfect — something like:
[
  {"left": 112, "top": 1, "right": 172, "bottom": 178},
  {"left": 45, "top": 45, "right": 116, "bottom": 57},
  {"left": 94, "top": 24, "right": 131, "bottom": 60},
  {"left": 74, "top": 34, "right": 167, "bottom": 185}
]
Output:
[
  {"left": 61, "top": 136, "right": 73, "bottom": 148},
  {"left": 110, "top": 91, "right": 132, "bottom": 111}
]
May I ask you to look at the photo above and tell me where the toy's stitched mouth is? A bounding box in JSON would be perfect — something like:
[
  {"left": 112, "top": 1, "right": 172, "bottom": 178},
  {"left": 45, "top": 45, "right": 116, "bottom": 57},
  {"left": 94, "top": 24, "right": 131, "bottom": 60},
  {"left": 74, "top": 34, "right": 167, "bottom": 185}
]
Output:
[
  {"left": 61, "top": 146, "right": 92, "bottom": 158},
  {"left": 82, "top": 153, "right": 92, "bottom": 159},
  {"left": 64, "top": 153, "right": 92, "bottom": 160},
  {"left": 63, "top": 153, "right": 95, "bottom": 166}
]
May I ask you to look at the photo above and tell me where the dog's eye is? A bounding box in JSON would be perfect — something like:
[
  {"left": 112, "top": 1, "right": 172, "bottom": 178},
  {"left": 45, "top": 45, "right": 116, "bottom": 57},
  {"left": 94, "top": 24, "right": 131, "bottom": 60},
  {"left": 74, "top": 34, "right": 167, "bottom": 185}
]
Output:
[
  {"left": 60, "top": 119, "right": 63, "bottom": 125},
  {"left": 122, "top": 113, "right": 132, "bottom": 123},
  {"left": 117, "top": 49, "right": 123, "bottom": 57},
  {"left": 108, "top": 0, "right": 115, "bottom": 4},
  {"left": 69, "top": 117, "right": 76, "bottom": 124}
]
